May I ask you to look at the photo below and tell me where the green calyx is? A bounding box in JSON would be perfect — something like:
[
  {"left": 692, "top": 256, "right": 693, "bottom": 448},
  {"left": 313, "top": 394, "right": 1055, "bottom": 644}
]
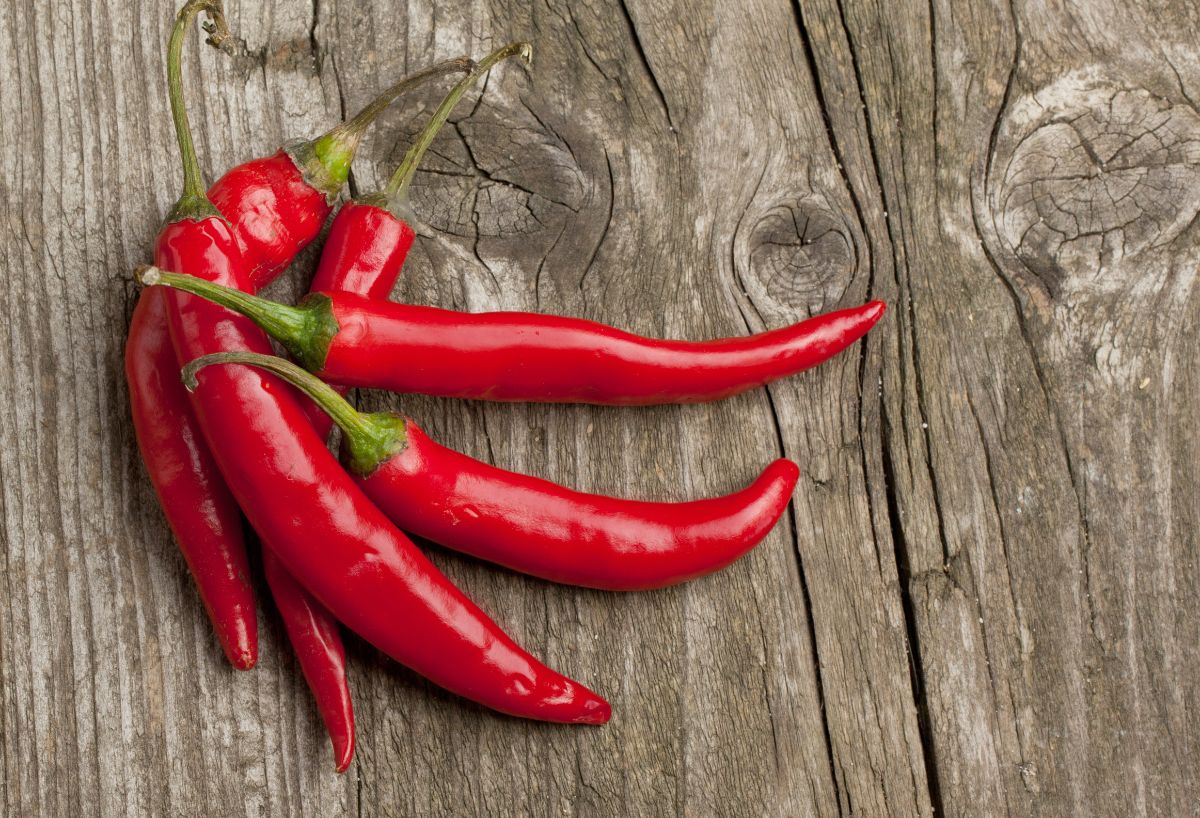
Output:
[
  {"left": 165, "top": 0, "right": 232, "bottom": 223},
  {"left": 361, "top": 42, "right": 533, "bottom": 217},
  {"left": 180, "top": 351, "right": 408, "bottom": 476},
  {"left": 134, "top": 265, "right": 338, "bottom": 372},
  {"left": 286, "top": 56, "right": 475, "bottom": 202}
]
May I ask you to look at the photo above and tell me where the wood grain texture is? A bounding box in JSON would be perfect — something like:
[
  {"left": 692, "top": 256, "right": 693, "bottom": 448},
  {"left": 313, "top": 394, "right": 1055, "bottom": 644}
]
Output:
[{"left": 0, "top": 0, "right": 1195, "bottom": 815}]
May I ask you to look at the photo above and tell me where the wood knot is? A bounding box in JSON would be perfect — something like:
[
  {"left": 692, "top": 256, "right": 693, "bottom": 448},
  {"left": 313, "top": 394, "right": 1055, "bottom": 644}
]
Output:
[
  {"left": 744, "top": 201, "right": 856, "bottom": 311},
  {"left": 401, "top": 101, "right": 587, "bottom": 244},
  {"left": 991, "top": 79, "right": 1200, "bottom": 295}
]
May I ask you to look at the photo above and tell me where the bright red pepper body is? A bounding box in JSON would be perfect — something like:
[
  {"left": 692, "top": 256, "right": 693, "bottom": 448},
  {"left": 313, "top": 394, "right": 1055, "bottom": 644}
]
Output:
[
  {"left": 208, "top": 150, "right": 331, "bottom": 289},
  {"left": 310, "top": 202, "right": 414, "bottom": 299},
  {"left": 263, "top": 549, "right": 354, "bottom": 771},
  {"left": 125, "top": 0, "right": 262, "bottom": 670},
  {"left": 356, "top": 421, "right": 800, "bottom": 590},
  {"left": 125, "top": 283, "right": 256, "bottom": 669},
  {"left": 311, "top": 296, "right": 886, "bottom": 404},
  {"left": 166, "top": 259, "right": 610, "bottom": 724}
]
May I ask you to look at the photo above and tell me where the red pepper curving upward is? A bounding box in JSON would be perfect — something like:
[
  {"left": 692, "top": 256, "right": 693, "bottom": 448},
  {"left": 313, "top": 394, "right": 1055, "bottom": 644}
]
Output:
[
  {"left": 179, "top": 351, "right": 800, "bottom": 591},
  {"left": 142, "top": 269, "right": 885, "bottom": 406}
]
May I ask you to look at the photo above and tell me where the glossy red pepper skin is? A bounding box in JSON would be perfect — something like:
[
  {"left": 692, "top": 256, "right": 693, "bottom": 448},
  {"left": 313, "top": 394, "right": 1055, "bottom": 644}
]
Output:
[
  {"left": 301, "top": 201, "right": 415, "bottom": 440},
  {"left": 167, "top": 264, "right": 610, "bottom": 724},
  {"left": 310, "top": 202, "right": 414, "bottom": 299},
  {"left": 305, "top": 176, "right": 799, "bottom": 590},
  {"left": 355, "top": 422, "right": 799, "bottom": 590},
  {"left": 312, "top": 297, "right": 886, "bottom": 404},
  {"left": 208, "top": 150, "right": 331, "bottom": 290},
  {"left": 263, "top": 549, "right": 355, "bottom": 771},
  {"left": 125, "top": 282, "right": 256, "bottom": 669},
  {"left": 207, "top": 166, "right": 369, "bottom": 764}
]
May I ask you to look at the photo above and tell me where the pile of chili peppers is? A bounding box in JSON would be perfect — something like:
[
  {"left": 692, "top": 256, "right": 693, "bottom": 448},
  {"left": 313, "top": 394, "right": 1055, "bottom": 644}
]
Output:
[{"left": 127, "top": 0, "right": 885, "bottom": 772}]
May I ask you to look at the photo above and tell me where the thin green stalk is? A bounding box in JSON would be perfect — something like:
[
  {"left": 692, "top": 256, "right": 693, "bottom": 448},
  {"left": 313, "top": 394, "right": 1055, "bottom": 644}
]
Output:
[
  {"left": 166, "top": 0, "right": 230, "bottom": 222},
  {"left": 300, "top": 56, "right": 476, "bottom": 198},
  {"left": 376, "top": 42, "right": 532, "bottom": 207},
  {"left": 180, "top": 351, "right": 407, "bottom": 475}
]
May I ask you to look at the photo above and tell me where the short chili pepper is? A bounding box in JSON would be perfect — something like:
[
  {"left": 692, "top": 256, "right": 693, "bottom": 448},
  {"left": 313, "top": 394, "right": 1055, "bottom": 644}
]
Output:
[
  {"left": 208, "top": 54, "right": 474, "bottom": 288},
  {"left": 311, "top": 44, "right": 530, "bottom": 307},
  {"left": 126, "top": 0, "right": 256, "bottom": 669},
  {"left": 180, "top": 351, "right": 801, "bottom": 590},
  {"left": 151, "top": 268, "right": 610, "bottom": 723},
  {"left": 139, "top": 269, "right": 886, "bottom": 405},
  {"left": 263, "top": 549, "right": 355, "bottom": 772}
]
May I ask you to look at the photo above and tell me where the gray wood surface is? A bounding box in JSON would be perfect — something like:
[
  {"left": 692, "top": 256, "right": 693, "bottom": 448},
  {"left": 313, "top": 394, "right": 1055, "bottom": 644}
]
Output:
[{"left": 2, "top": 0, "right": 1197, "bottom": 815}]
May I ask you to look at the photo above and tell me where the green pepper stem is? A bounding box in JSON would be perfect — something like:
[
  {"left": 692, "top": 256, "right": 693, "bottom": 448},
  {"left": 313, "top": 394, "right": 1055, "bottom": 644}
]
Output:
[
  {"left": 180, "top": 351, "right": 407, "bottom": 475},
  {"left": 373, "top": 42, "right": 532, "bottom": 210},
  {"left": 166, "top": 0, "right": 230, "bottom": 223},
  {"left": 295, "top": 56, "right": 476, "bottom": 199},
  {"left": 134, "top": 264, "right": 337, "bottom": 371}
]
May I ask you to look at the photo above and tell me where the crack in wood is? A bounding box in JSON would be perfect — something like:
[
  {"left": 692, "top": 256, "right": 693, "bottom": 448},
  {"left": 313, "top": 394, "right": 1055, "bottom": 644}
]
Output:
[{"left": 615, "top": 0, "right": 676, "bottom": 132}]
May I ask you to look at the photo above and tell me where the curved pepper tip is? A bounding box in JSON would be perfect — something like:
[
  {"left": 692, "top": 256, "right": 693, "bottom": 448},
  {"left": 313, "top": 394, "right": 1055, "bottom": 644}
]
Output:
[
  {"left": 332, "top": 734, "right": 355, "bottom": 773},
  {"left": 218, "top": 613, "right": 258, "bottom": 670},
  {"left": 225, "top": 645, "right": 257, "bottom": 671},
  {"left": 575, "top": 694, "right": 613, "bottom": 725},
  {"left": 770, "top": 457, "right": 801, "bottom": 490},
  {"left": 864, "top": 299, "right": 887, "bottom": 323}
]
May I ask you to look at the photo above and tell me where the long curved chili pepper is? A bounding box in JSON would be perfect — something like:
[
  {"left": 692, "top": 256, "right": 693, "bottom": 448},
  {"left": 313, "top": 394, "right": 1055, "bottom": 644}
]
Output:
[
  {"left": 140, "top": 270, "right": 886, "bottom": 405},
  {"left": 252, "top": 57, "right": 489, "bottom": 769},
  {"left": 126, "top": 0, "right": 256, "bottom": 669},
  {"left": 263, "top": 549, "right": 355, "bottom": 771},
  {"left": 148, "top": 271, "right": 610, "bottom": 724},
  {"left": 181, "top": 351, "right": 801, "bottom": 591},
  {"left": 208, "top": 56, "right": 474, "bottom": 288}
]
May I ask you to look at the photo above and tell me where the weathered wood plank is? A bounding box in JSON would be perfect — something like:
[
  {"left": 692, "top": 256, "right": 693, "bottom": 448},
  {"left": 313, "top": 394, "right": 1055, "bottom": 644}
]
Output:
[{"left": 798, "top": 0, "right": 1200, "bottom": 815}]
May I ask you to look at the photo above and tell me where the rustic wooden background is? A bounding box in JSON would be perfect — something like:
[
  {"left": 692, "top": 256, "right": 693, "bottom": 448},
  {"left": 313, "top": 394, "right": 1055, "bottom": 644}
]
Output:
[{"left": 3, "top": 0, "right": 1198, "bottom": 815}]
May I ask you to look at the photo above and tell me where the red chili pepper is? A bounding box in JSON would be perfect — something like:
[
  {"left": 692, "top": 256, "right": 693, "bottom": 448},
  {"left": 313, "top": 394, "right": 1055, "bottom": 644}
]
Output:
[
  {"left": 126, "top": 0, "right": 257, "bottom": 669},
  {"left": 187, "top": 43, "right": 469, "bottom": 760},
  {"left": 127, "top": 289, "right": 255, "bottom": 667},
  {"left": 208, "top": 56, "right": 473, "bottom": 289},
  {"left": 180, "top": 351, "right": 800, "bottom": 590},
  {"left": 253, "top": 55, "right": 486, "bottom": 769},
  {"left": 202, "top": 53, "right": 475, "bottom": 765},
  {"left": 141, "top": 270, "right": 886, "bottom": 405},
  {"left": 281, "top": 40, "right": 884, "bottom": 407},
  {"left": 263, "top": 549, "right": 355, "bottom": 772},
  {"left": 141, "top": 274, "right": 609, "bottom": 722},
  {"left": 309, "top": 46, "right": 529, "bottom": 301},
  {"left": 129, "top": 3, "right": 468, "bottom": 674}
]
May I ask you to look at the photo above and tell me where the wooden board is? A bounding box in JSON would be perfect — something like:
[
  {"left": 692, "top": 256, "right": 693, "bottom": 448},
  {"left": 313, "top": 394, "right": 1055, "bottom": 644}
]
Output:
[{"left": 1, "top": 0, "right": 1196, "bottom": 814}]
